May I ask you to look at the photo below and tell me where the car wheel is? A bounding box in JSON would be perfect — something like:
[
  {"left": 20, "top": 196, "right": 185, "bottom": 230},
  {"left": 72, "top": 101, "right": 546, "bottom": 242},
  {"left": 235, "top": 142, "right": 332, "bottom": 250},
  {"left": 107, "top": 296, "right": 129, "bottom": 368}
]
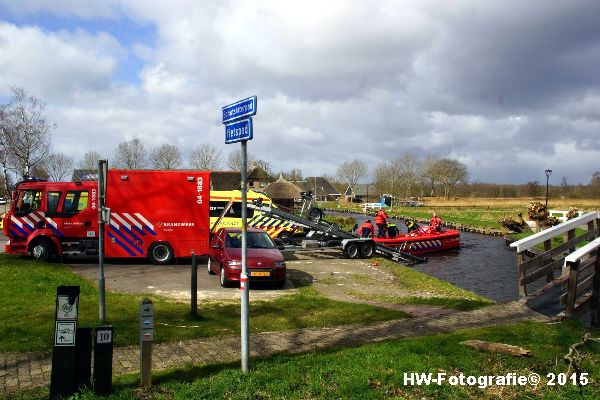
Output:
[
  {"left": 149, "top": 242, "right": 174, "bottom": 265},
  {"left": 343, "top": 242, "right": 360, "bottom": 259},
  {"left": 359, "top": 242, "right": 375, "bottom": 259},
  {"left": 220, "top": 265, "right": 231, "bottom": 288},
  {"left": 31, "top": 239, "right": 52, "bottom": 262},
  {"left": 278, "top": 231, "right": 292, "bottom": 244},
  {"left": 207, "top": 257, "right": 216, "bottom": 275}
]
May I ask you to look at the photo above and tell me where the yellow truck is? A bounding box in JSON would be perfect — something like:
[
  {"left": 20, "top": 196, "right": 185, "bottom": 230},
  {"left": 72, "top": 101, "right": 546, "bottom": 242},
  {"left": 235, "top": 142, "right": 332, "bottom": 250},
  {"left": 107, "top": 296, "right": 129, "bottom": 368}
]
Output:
[{"left": 210, "top": 190, "right": 299, "bottom": 242}]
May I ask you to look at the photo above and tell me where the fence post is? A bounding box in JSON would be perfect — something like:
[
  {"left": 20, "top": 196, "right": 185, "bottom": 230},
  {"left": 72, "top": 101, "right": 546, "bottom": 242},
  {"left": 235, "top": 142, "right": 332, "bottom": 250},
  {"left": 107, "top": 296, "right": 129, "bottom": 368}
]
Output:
[
  {"left": 544, "top": 239, "right": 553, "bottom": 282},
  {"left": 518, "top": 252, "right": 527, "bottom": 297},
  {"left": 191, "top": 252, "right": 198, "bottom": 317},
  {"left": 565, "top": 260, "right": 580, "bottom": 319},
  {"left": 592, "top": 253, "right": 600, "bottom": 327},
  {"left": 140, "top": 299, "right": 153, "bottom": 388}
]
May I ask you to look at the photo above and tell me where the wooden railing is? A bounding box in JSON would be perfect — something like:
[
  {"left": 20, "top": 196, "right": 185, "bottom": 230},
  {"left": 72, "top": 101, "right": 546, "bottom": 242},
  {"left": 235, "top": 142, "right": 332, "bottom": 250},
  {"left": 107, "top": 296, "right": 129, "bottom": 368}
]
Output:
[
  {"left": 510, "top": 212, "right": 599, "bottom": 324},
  {"left": 562, "top": 236, "right": 600, "bottom": 325}
]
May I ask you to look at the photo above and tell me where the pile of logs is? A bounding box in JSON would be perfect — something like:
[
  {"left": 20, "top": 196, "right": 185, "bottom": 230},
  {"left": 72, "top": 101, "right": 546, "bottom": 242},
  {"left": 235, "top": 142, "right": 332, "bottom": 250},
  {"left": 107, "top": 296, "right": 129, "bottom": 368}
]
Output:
[{"left": 498, "top": 212, "right": 530, "bottom": 233}]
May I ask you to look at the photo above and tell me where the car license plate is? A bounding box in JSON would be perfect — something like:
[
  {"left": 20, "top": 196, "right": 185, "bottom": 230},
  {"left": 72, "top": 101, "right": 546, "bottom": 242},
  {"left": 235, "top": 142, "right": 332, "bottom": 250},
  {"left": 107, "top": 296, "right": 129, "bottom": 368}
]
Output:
[{"left": 251, "top": 271, "right": 270, "bottom": 277}]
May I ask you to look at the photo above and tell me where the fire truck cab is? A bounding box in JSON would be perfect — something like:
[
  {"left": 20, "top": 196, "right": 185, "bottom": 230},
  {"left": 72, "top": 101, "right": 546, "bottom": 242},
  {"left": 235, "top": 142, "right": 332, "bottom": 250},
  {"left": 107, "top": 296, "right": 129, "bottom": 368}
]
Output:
[{"left": 3, "top": 170, "right": 211, "bottom": 264}]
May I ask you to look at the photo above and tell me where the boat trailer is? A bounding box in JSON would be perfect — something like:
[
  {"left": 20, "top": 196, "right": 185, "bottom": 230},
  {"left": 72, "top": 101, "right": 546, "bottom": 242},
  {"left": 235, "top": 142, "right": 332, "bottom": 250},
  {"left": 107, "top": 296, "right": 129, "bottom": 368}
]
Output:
[{"left": 248, "top": 198, "right": 426, "bottom": 266}]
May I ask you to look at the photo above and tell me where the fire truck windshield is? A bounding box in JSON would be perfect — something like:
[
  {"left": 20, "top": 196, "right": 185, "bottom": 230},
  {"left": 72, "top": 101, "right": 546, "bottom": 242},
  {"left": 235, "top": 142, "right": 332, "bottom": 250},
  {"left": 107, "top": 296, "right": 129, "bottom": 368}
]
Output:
[{"left": 14, "top": 190, "right": 42, "bottom": 216}]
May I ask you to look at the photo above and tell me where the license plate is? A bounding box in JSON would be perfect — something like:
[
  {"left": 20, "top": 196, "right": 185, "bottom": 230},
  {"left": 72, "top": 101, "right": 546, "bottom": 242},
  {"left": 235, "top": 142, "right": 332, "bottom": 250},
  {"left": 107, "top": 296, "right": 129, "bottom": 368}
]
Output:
[{"left": 251, "top": 271, "right": 270, "bottom": 277}]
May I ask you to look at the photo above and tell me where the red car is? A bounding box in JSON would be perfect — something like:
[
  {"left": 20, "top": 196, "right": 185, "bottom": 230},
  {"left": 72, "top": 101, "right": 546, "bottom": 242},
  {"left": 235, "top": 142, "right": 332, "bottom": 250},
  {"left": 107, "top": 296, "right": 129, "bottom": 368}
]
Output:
[{"left": 208, "top": 227, "right": 286, "bottom": 288}]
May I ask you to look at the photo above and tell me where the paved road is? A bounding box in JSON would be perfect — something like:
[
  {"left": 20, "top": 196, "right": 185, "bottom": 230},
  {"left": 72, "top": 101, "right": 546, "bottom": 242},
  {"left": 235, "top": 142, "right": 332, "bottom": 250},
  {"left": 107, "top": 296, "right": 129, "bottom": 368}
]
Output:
[{"left": 67, "top": 255, "right": 296, "bottom": 301}]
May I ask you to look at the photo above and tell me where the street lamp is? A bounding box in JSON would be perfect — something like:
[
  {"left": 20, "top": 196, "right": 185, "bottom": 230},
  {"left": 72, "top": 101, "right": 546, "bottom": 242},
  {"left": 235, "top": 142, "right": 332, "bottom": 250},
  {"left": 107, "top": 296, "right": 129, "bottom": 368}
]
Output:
[{"left": 545, "top": 169, "right": 552, "bottom": 207}]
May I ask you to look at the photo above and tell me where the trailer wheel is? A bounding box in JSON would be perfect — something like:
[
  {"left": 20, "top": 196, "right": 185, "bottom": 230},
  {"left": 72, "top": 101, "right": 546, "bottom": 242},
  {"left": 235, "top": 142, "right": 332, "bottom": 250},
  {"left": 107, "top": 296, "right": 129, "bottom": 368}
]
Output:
[
  {"left": 31, "top": 239, "right": 53, "bottom": 262},
  {"left": 359, "top": 242, "right": 375, "bottom": 259},
  {"left": 343, "top": 242, "right": 360, "bottom": 259},
  {"left": 309, "top": 208, "right": 324, "bottom": 224},
  {"left": 149, "top": 242, "right": 174, "bottom": 265}
]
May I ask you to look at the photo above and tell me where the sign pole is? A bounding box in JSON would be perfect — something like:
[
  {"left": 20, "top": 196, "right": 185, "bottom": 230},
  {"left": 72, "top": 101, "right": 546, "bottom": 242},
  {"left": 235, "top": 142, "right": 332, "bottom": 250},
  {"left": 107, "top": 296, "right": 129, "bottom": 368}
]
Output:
[
  {"left": 240, "top": 139, "right": 250, "bottom": 372},
  {"left": 221, "top": 95, "right": 256, "bottom": 373},
  {"left": 98, "top": 160, "right": 107, "bottom": 323}
]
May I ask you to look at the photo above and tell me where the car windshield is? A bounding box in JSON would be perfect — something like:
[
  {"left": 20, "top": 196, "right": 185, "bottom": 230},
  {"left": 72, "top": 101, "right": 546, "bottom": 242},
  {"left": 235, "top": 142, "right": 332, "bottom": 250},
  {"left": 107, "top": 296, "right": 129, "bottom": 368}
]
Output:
[{"left": 226, "top": 232, "right": 276, "bottom": 249}]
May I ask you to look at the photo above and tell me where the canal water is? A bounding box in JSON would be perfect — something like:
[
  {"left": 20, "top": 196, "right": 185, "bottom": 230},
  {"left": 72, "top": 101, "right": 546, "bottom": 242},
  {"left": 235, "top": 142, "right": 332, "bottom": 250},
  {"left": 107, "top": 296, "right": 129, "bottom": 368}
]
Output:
[{"left": 346, "top": 213, "right": 520, "bottom": 303}]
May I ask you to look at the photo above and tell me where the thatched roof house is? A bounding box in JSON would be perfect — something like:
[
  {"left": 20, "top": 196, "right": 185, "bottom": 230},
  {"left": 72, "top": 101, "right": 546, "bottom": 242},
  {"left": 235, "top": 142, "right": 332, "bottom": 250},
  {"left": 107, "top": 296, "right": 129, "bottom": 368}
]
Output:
[{"left": 263, "top": 174, "right": 303, "bottom": 208}]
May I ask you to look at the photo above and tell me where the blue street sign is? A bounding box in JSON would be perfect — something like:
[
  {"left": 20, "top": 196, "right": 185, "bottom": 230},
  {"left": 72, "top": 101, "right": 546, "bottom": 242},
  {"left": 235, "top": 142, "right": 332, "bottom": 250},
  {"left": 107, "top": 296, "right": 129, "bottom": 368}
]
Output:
[
  {"left": 222, "top": 96, "right": 257, "bottom": 124},
  {"left": 225, "top": 118, "right": 253, "bottom": 144}
]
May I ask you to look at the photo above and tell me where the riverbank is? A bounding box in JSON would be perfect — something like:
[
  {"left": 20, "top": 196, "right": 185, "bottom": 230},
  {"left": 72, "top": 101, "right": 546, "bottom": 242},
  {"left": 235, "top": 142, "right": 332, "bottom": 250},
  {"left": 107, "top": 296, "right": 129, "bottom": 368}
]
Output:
[{"left": 323, "top": 207, "right": 506, "bottom": 236}]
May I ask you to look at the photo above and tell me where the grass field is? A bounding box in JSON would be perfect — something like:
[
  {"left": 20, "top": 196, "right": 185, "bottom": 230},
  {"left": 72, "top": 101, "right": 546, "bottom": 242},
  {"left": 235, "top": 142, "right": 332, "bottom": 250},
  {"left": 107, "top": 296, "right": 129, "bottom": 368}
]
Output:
[
  {"left": 0, "top": 252, "right": 494, "bottom": 353},
  {"left": 7, "top": 321, "right": 600, "bottom": 400},
  {"left": 0, "top": 254, "right": 409, "bottom": 353}
]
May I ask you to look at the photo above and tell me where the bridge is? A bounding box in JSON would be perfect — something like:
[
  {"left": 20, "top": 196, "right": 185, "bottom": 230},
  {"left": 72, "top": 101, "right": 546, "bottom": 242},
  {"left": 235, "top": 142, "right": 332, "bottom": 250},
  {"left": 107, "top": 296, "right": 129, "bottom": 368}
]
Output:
[{"left": 510, "top": 212, "right": 600, "bottom": 326}]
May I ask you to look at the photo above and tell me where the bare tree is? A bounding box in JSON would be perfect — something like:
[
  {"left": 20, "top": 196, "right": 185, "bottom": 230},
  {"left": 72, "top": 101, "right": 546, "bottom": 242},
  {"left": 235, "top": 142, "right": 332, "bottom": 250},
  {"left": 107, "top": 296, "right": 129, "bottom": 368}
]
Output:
[
  {"left": 1, "top": 88, "right": 53, "bottom": 179},
  {"left": 249, "top": 159, "right": 274, "bottom": 181},
  {"left": 527, "top": 181, "right": 541, "bottom": 198},
  {"left": 283, "top": 168, "right": 303, "bottom": 181},
  {"left": 227, "top": 149, "right": 255, "bottom": 172},
  {"left": 150, "top": 144, "right": 182, "bottom": 170},
  {"left": 190, "top": 142, "right": 222, "bottom": 170},
  {"left": 373, "top": 160, "right": 402, "bottom": 200},
  {"left": 337, "top": 160, "right": 368, "bottom": 190},
  {"left": 114, "top": 138, "right": 147, "bottom": 169},
  {"left": 0, "top": 105, "right": 14, "bottom": 195},
  {"left": 44, "top": 152, "right": 74, "bottom": 181},
  {"left": 79, "top": 151, "right": 101, "bottom": 170},
  {"left": 434, "top": 158, "right": 469, "bottom": 200},
  {"left": 423, "top": 156, "right": 441, "bottom": 197},
  {"left": 396, "top": 152, "right": 423, "bottom": 198}
]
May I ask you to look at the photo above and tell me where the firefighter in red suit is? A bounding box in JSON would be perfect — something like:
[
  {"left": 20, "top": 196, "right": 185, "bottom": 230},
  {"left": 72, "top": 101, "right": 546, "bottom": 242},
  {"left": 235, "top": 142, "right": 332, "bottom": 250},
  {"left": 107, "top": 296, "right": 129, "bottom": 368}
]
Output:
[
  {"left": 374, "top": 209, "right": 388, "bottom": 238},
  {"left": 430, "top": 212, "right": 442, "bottom": 232},
  {"left": 359, "top": 220, "right": 374, "bottom": 238}
]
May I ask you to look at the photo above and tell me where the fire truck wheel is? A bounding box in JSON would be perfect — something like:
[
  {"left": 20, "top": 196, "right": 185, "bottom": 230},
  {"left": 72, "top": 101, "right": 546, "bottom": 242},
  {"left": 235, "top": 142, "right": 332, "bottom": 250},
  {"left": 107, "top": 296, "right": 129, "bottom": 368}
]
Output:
[
  {"left": 343, "top": 242, "right": 360, "bottom": 259},
  {"left": 207, "top": 258, "right": 216, "bottom": 275},
  {"left": 31, "top": 239, "right": 53, "bottom": 262},
  {"left": 359, "top": 242, "right": 375, "bottom": 258},
  {"left": 149, "top": 242, "right": 174, "bottom": 265}
]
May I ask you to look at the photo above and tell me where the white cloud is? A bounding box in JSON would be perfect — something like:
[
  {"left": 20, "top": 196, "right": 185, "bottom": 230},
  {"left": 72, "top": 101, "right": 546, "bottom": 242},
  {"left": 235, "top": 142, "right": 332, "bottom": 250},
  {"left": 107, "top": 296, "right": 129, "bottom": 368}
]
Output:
[{"left": 0, "top": 23, "right": 122, "bottom": 100}]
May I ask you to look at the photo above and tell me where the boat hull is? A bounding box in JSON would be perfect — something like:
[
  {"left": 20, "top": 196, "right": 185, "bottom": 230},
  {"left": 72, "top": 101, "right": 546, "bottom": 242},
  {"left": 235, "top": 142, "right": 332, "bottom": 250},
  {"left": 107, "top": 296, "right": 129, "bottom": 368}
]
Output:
[{"left": 374, "top": 228, "right": 461, "bottom": 255}]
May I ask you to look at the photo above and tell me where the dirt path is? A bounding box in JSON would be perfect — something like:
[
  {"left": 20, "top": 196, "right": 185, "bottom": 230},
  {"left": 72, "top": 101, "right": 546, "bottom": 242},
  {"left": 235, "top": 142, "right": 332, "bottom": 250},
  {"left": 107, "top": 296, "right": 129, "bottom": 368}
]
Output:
[{"left": 287, "top": 249, "right": 459, "bottom": 318}]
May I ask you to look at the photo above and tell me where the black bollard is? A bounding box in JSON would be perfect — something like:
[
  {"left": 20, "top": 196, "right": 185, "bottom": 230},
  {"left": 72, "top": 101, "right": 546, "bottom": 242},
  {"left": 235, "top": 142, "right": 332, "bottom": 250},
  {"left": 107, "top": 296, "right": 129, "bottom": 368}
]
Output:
[
  {"left": 94, "top": 326, "right": 114, "bottom": 395},
  {"left": 74, "top": 327, "right": 92, "bottom": 391},
  {"left": 191, "top": 252, "right": 198, "bottom": 316},
  {"left": 50, "top": 286, "right": 80, "bottom": 399}
]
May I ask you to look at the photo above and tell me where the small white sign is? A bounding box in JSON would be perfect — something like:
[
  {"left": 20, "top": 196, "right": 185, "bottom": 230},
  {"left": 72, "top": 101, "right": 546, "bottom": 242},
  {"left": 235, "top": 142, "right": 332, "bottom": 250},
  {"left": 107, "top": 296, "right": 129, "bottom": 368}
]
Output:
[
  {"left": 96, "top": 329, "right": 112, "bottom": 344},
  {"left": 55, "top": 321, "right": 76, "bottom": 346},
  {"left": 87, "top": 231, "right": 96, "bottom": 238},
  {"left": 57, "top": 295, "right": 78, "bottom": 320}
]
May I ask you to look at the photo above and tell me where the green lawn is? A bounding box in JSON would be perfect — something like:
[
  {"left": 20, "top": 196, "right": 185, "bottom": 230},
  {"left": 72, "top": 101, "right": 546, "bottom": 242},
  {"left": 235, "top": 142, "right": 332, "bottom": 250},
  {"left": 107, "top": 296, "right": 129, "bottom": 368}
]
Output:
[
  {"left": 0, "top": 254, "right": 407, "bottom": 353},
  {"left": 348, "top": 258, "right": 494, "bottom": 311},
  {"left": 8, "top": 321, "right": 600, "bottom": 399}
]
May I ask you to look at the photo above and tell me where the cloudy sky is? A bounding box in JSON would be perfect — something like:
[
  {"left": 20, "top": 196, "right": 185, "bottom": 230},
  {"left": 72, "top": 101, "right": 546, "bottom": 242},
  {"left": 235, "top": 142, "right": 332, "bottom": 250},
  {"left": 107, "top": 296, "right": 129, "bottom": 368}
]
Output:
[{"left": 1, "top": 0, "right": 599, "bottom": 184}]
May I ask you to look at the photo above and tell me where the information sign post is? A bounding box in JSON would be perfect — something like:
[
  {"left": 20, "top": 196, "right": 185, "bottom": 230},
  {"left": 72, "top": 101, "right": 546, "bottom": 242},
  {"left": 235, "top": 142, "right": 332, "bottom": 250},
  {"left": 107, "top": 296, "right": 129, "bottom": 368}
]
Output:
[{"left": 221, "top": 96, "right": 257, "bottom": 373}]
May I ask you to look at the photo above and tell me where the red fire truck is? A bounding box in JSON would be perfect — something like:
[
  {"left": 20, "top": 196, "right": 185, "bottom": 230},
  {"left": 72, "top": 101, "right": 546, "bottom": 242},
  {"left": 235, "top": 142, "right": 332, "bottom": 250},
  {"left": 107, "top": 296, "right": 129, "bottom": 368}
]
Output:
[{"left": 2, "top": 170, "right": 211, "bottom": 264}]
